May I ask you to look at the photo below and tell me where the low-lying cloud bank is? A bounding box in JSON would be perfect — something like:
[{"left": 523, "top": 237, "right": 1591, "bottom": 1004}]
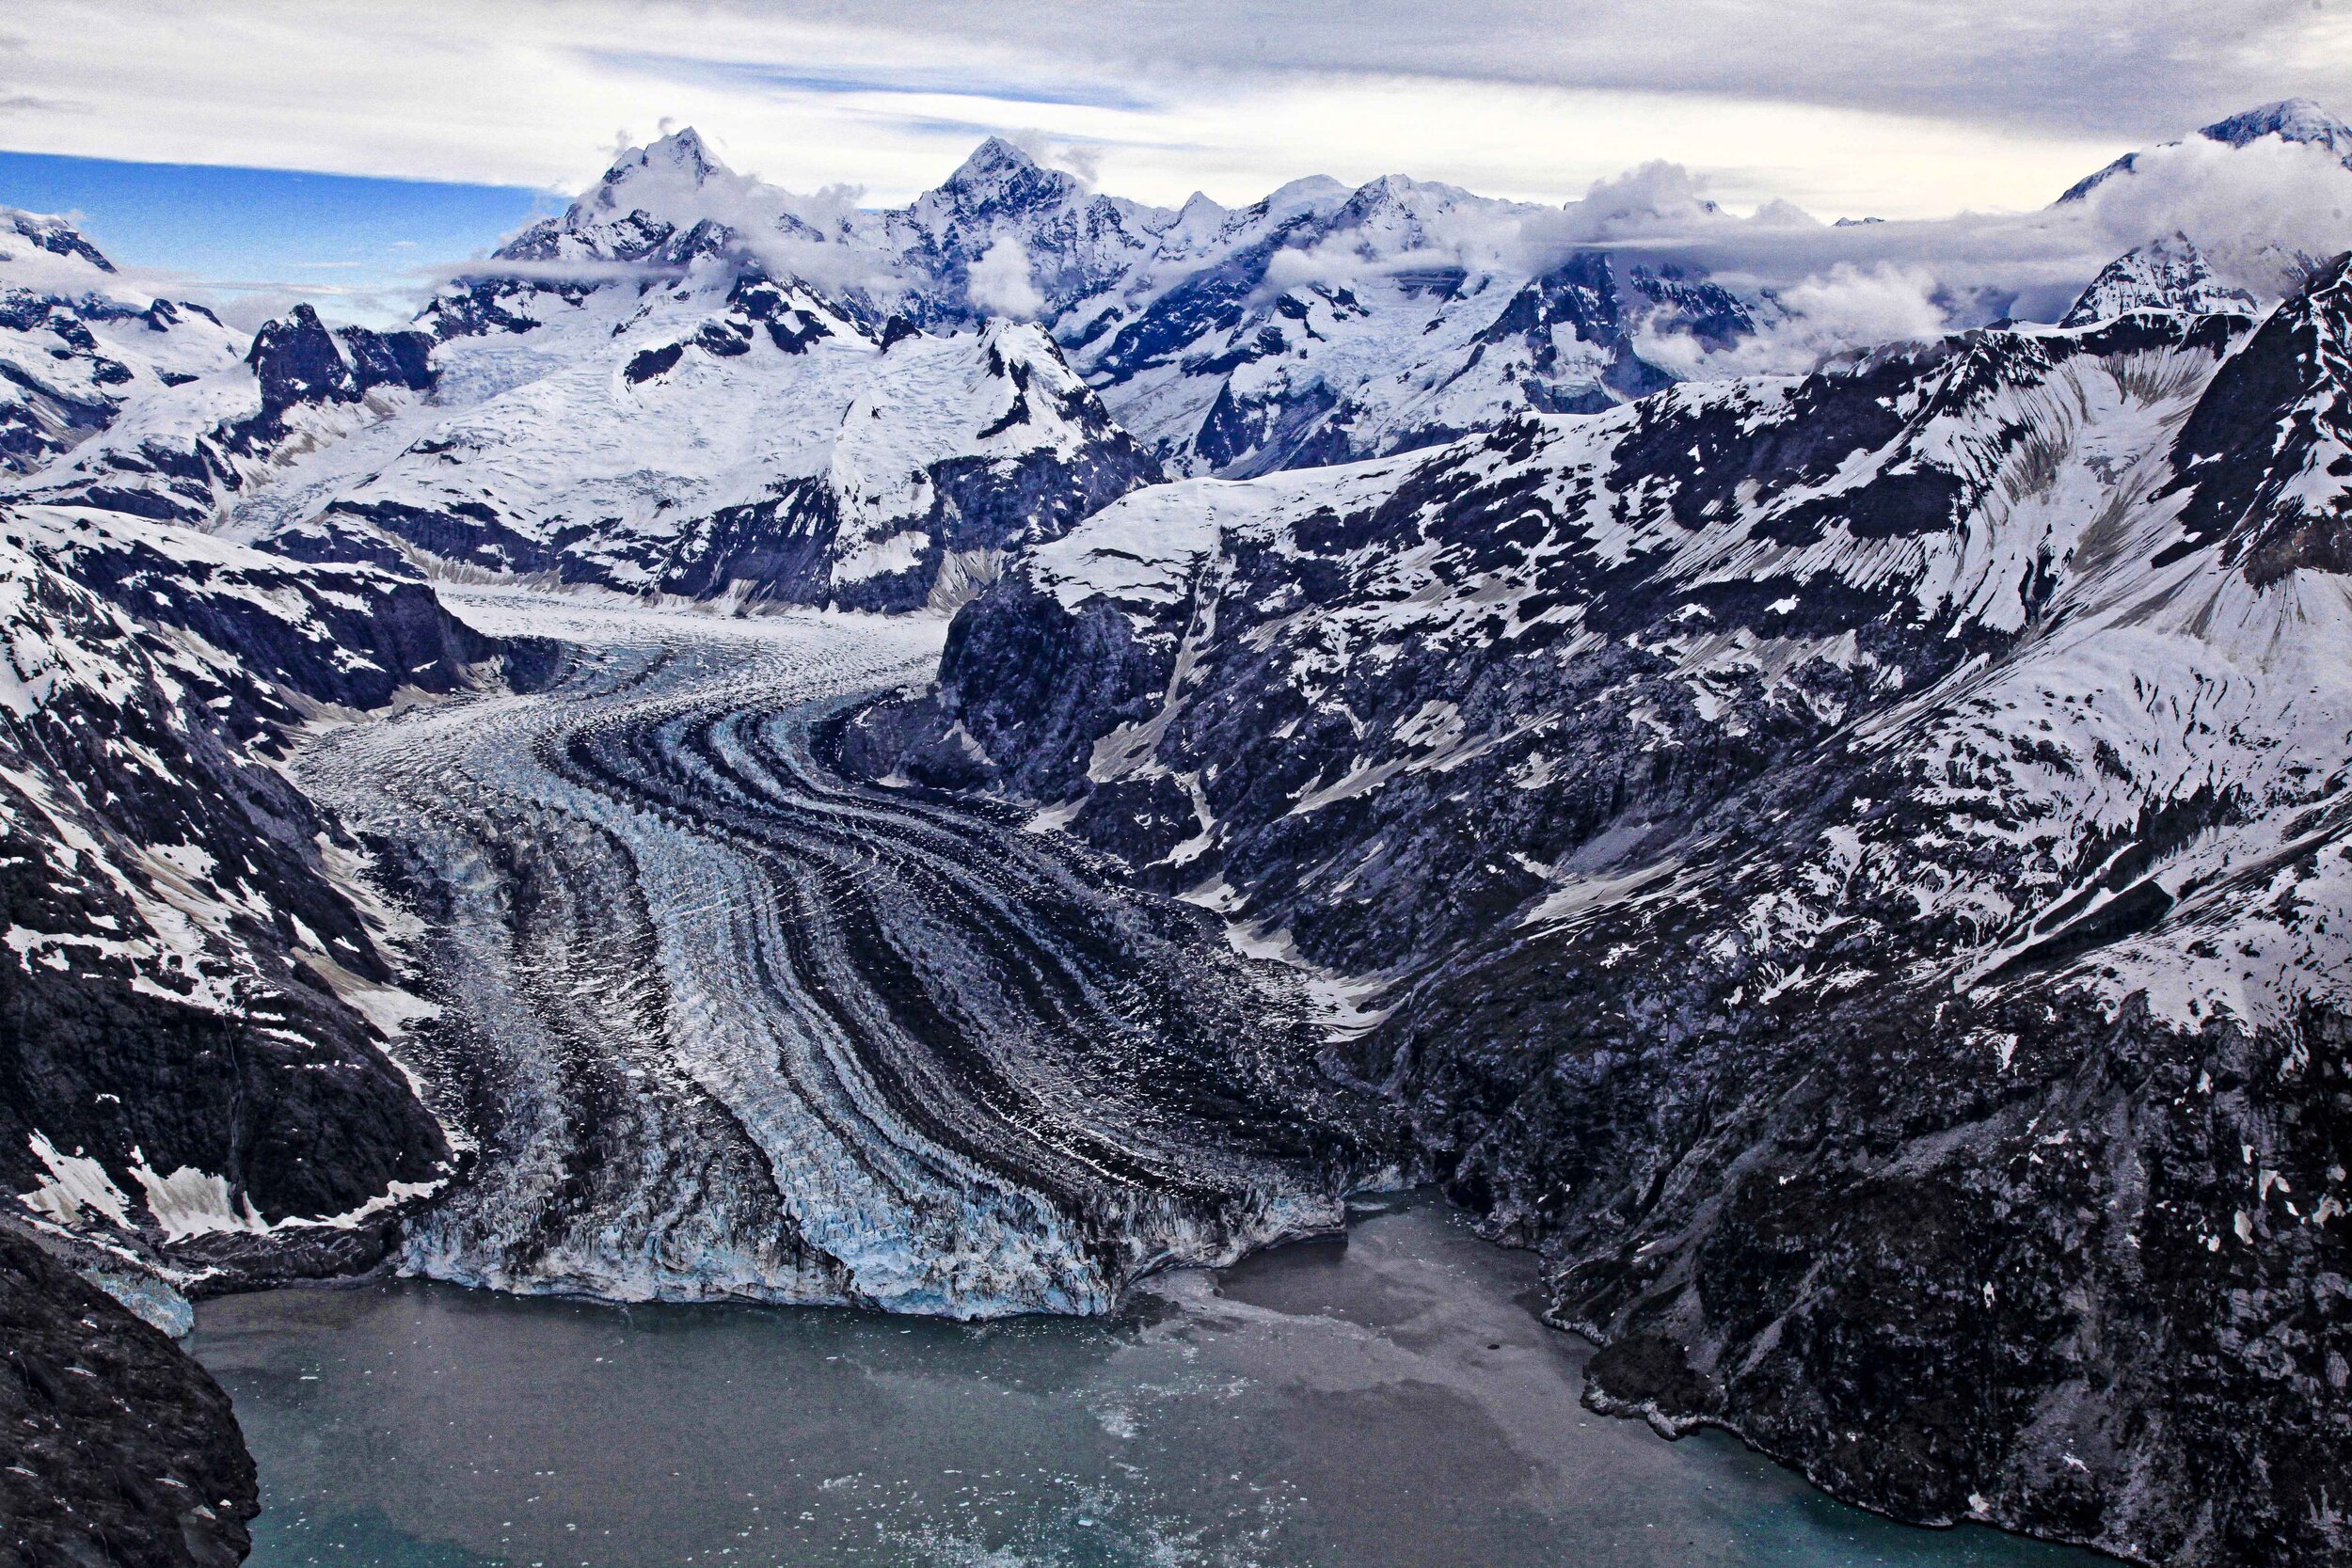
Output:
[{"left": 1253, "top": 131, "right": 2352, "bottom": 378}]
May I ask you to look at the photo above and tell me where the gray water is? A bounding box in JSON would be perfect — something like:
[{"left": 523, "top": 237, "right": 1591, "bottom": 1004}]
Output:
[{"left": 190, "top": 1196, "right": 2107, "bottom": 1568}]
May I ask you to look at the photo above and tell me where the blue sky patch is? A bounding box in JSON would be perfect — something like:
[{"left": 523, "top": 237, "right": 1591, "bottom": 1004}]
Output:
[{"left": 0, "top": 149, "right": 553, "bottom": 322}]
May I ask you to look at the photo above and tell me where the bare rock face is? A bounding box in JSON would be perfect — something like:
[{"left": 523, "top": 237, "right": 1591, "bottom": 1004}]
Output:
[
  {"left": 0, "top": 1225, "right": 258, "bottom": 1568},
  {"left": 856, "top": 276, "right": 2352, "bottom": 1563}
]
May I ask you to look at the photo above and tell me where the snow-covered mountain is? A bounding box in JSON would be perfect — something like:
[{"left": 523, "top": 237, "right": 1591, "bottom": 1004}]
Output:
[
  {"left": 0, "top": 500, "right": 487, "bottom": 1289},
  {"left": 53, "top": 282, "right": 1151, "bottom": 611},
  {"left": 2059, "top": 96, "right": 2352, "bottom": 201},
  {"left": 20, "top": 119, "right": 2305, "bottom": 612},
  {"left": 9, "top": 130, "right": 1741, "bottom": 605},
  {"left": 310, "top": 282, "right": 1152, "bottom": 612},
  {"left": 19, "top": 303, "right": 436, "bottom": 525},
  {"left": 883, "top": 142, "right": 1754, "bottom": 474},
  {"left": 9, "top": 101, "right": 2352, "bottom": 1568},
  {"left": 344, "top": 131, "right": 1756, "bottom": 498},
  {"left": 861, "top": 135, "right": 1184, "bottom": 327},
  {"left": 13, "top": 137, "right": 1161, "bottom": 612},
  {"left": 0, "top": 209, "right": 244, "bottom": 473},
  {"left": 2058, "top": 231, "right": 2260, "bottom": 326},
  {"left": 854, "top": 263, "right": 2352, "bottom": 1564},
  {"left": 8, "top": 103, "right": 2343, "bottom": 598}
]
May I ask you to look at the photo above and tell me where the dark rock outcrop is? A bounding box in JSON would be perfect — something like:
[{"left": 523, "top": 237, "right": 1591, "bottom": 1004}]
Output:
[{"left": 0, "top": 1225, "right": 258, "bottom": 1568}]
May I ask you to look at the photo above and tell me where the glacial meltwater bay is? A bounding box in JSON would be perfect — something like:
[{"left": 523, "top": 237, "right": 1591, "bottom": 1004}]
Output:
[{"left": 190, "top": 1196, "right": 2106, "bottom": 1568}]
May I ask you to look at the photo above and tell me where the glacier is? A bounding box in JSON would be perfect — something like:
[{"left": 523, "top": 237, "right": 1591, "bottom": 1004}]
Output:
[{"left": 294, "top": 590, "right": 1366, "bottom": 1317}]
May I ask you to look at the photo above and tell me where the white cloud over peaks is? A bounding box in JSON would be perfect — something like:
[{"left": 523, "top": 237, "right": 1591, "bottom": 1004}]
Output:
[
  {"left": 2076, "top": 136, "right": 2352, "bottom": 293},
  {"left": 1510, "top": 160, "right": 1827, "bottom": 272},
  {"left": 1006, "top": 133, "right": 1102, "bottom": 187},
  {"left": 1559, "top": 162, "right": 1735, "bottom": 242},
  {"left": 1639, "top": 262, "right": 1952, "bottom": 380},
  {"left": 965, "top": 237, "right": 1044, "bottom": 317}
]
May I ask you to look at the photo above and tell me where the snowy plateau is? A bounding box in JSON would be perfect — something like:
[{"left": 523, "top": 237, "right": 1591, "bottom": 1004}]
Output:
[{"left": 2, "top": 98, "right": 2352, "bottom": 1568}]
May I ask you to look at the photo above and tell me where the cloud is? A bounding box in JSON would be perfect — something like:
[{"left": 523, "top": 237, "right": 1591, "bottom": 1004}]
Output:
[
  {"left": 1553, "top": 161, "right": 1736, "bottom": 243},
  {"left": 963, "top": 235, "right": 1042, "bottom": 317},
  {"left": 1502, "top": 135, "right": 2352, "bottom": 373},
  {"left": 0, "top": 0, "right": 2262, "bottom": 223},
  {"left": 430, "top": 255, "right": 683, "bottom": 286},
  {"left": 1258, "top": 239, "right": 1362, "bottom": 294},
  {"left": 1005, "top": 131, "right": 1102, "bottom": 187},
  {"left": 2074, "top": 135, "right": 2352, "bottom": 293},
  {"left": 584, "top": 50, "right": 1155, "bottom": 113},
  {"left": 0, "top": 92, "right": 87, "bottom": 115},
  {"left": 1640, "top": 261, "right": 1953, "bottom": 378},
  {"left": 980, "top": 0, "right": 2332, "bottom": 143}
]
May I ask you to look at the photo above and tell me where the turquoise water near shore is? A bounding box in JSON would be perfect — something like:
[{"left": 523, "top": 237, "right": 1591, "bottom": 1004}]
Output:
[{"left": 190, "top": 1196, "right": 2108, "bottom": 1568}]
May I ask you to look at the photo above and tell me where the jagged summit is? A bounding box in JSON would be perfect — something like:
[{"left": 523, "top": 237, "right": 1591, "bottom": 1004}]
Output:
[
  {"left": 2060, "top": 95, "right": 2352, "bottom": 200},
  {"left": 922, "top": 135, "right": 1097, "bottom": 225},
  {"left": 944, "top": 135, "right": 1043, "bottom": 187},
  {"left": 579, "top": 126, "right": 731, "bottom": 217},
  {"left": 650, "top": 124, "right": 721, "bottom": 171},
  {"left": 2058, "top": 232, "right": 2260, "bottom": 326},
  {"left": 493, "top": 125, "right": 767, "bottom": 266}
]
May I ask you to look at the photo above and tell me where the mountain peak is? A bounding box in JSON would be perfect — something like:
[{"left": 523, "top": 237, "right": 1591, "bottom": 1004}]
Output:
[
  {"left": 957, "top": 136, "right": 1038, "bottom": 174},
  {"left": 2059, "top": 97, "right": 2352, "bottom": 203},
  {"left": 2059, "top": 232, "right": 2258, "bottom": 327},
  {"left": 602, "top": 125, "right": 728, "bottom": 190},
  {"left": 943, "top": 136, "right": 1058, "bottom": 195},
  {"left": 923, "top": 136, "right": 1089, "bottom": 225},
  {"left": 4, "top": 206, "right": 116, "bottom": 274},
  {"left": 506, "top": 125, "right": 750, "bottom": 260},
  {"left": 2201, "top": 97, "right": 2352, "bottom": 154}
]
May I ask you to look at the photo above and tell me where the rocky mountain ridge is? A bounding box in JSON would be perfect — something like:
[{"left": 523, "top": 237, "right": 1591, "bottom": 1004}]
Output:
[
  {"left": 852, "top": 264, "right": 2352, "bottom": 1564},
  {"left": 2058, "top": 233, "right": 2260, "bottom": 327},
  {"left": 445, "top": 129, "right": 1749, "bottom": 480}
]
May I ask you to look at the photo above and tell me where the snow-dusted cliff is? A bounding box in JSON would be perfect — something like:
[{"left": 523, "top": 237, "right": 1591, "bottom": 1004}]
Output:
[
  {"left": 859, "top": 267, "right": 2352, "bottom": 1562},
  {"left": 0, "top": 499, "right": 485, "bottom": 1296}
]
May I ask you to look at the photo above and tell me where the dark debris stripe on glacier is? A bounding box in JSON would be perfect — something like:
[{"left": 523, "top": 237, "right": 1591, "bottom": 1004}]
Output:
[{"left": 294, "top": 594, "right": 1371, "bottom": 1319}]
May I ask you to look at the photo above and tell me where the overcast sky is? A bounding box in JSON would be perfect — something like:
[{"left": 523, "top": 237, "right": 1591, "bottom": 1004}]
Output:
[
  {"left": 8, "top": 0, "right": 2345, "bottom": 211},
  {"left": 2, "top": 0, "right": 2344, "bottom": 320}
]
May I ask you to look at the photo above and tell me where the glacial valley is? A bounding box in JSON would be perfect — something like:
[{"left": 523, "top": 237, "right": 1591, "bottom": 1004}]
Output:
[{"left": 4, "top": 92, "right": 2352, "bottom": 1568}]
